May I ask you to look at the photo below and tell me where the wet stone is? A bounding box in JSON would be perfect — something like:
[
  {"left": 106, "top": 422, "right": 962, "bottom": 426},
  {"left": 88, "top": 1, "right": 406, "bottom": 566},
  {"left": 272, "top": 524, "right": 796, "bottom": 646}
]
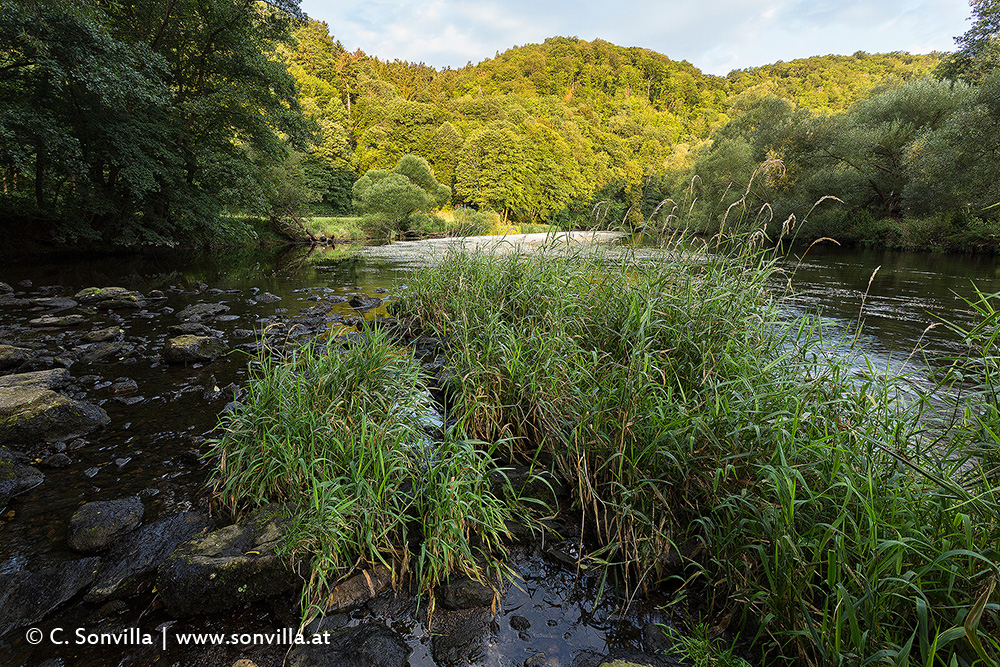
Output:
[
  {"left": 0, "top": 368, "right": 71, "bottom": 391},
  {"left": 75, "top": 341, "right": 127, "bottom": 364},
  {"left": 0, "top": 344, "right": 35, "bottom": 371},
  {"left": 74, "top": 287, "right": 146, "bottom": 310},
  {"left": 438, "top": 573, "right": 496, "bottom": 610},
  {"left": 285, "top": 623, "right": 410, "bottom": 667},
  {"left": 67, "top": 496, "right": 145, "bottom": 553},
  {"left": 0, "top": 557, "right": 101, "bottom": 638},
  {"left": 0, "top": 447, "right": 44, "bottom": 510},
  {"left": 29, "top": 314, "right": 87, "bottom": 328},
  {"left": 82, "top": 326, "right": 124, "bottom": 343},
  {"left": 253, "top": 292, "right": 281, "bottom": 303},
  {"left": 348, "top": 295, "right": 382, "bottom": 310},
  {"left": 0, "top": 282, "right": 12, "bottom": 294},
  {"left": 31, "top": 297, "right": 78, "bottom": 311},
  {"left": 41, "top": 452, "right": 72, "bottom": 468},
  {"left": 86, "top": 511, "right": 211, "bottom": 603},
  {"left": 0, "top": 387, "right": 110, "bottom": 445},
  {"left": 163, "top": 335, "right": 227, "bottom": 363},
  {"left": 177, "top": 302, "right": 230, "bottom": 321}
]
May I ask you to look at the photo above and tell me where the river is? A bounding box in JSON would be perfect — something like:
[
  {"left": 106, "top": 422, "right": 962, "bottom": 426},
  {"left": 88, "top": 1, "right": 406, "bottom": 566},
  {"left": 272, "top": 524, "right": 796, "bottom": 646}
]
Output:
[{"left": 0, "top": 239, "right": 996, "bottom": 667}]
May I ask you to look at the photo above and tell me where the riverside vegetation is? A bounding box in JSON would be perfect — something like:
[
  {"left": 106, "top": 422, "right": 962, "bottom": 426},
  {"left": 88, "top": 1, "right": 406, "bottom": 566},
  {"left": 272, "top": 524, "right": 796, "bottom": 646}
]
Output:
[
  {"left": 208, "top": 217, "right": 1000, "bottom": 665},
  {"left": 3, "top": 0, "right": 999, "bottom": 253}
]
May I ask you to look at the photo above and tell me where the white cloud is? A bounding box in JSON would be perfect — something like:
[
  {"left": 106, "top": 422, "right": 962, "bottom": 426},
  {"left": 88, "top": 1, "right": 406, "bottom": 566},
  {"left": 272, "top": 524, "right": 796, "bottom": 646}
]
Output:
[{"left": 299, "top": 0, "right": 971, "bottom": 74}]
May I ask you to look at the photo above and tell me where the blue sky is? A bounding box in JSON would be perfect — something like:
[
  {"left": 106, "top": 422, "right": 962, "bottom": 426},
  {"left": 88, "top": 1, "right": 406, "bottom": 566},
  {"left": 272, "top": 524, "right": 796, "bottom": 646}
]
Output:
[{"left": 298, "top": 0, "right": 972, "bottom": 75}]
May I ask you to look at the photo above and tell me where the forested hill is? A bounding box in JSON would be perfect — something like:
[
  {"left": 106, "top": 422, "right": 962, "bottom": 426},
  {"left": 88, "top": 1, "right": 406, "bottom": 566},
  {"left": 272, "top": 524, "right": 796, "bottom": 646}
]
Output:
[
  {"left": 283, "top": 22, "right": 944, "bottom": 226},
  {"left": 728, "top": 52, "right": 941, "bottom": 111}
]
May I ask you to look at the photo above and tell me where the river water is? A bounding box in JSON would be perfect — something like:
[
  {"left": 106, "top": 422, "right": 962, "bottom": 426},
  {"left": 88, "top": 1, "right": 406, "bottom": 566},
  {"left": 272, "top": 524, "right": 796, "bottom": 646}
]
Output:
[{"left": 0, "top": 240, "right": 997, "bottom": 667}]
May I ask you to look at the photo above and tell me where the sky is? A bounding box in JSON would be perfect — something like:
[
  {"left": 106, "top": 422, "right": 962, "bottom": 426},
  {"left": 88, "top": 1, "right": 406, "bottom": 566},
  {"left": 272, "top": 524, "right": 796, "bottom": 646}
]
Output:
[{"left": 298, "top": 0, "right": 973, "bottom": 75}]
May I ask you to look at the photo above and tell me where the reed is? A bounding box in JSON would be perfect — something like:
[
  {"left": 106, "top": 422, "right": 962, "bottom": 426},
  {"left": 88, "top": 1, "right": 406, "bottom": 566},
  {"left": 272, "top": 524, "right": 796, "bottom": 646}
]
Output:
[{"left": 393, "top": 235, "right": 1000, "bottom": 665}]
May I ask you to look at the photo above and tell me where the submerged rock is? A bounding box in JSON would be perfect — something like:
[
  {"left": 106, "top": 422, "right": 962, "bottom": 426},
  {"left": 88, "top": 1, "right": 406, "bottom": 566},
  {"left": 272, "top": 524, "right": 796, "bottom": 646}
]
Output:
[
  {"left": 0, "top": 557, "right": 101, "bottom": 638},
  {"left": 0, "top": 447, "right": 44, "bottom": 510},
  {"left": 74, "top": 286, "right": 146, "bottom": 309},
  {"left": 156, "top": 505, "right": 299, "bottom": 615},
  {"left": 163, "top": 335, "right": 226, "bottom": 363},
  {"left": 86, "top": 511, "right": 210, "bottom": 603},
  {"left": 285, "top": 623, "right": 411, "bottom": 667},
  {"left": 0, "top": 387, "right": 110, "bottom": 444},
  {"left": 67, "top": 496, "right": 145, "bottom": 553}
]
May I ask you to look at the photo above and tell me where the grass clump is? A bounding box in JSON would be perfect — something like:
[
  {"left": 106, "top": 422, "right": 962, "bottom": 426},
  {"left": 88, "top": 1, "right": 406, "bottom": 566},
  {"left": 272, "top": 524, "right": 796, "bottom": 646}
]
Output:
[
  {"left": 206, "top": 329, "right": 512, "bottom": 622},
  {"left": 392, "top": 239, "right": 1000, "bottom": 665}
]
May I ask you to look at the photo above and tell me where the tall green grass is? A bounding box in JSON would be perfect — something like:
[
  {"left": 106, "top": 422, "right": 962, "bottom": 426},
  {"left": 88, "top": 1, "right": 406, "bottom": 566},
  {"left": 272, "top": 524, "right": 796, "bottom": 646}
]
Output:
[
  {"left": 393, "top": 237, "right": 1000, "bottom": 665},
  {"left": 206, "top": 330, "right": 512, "bottom": 622}
]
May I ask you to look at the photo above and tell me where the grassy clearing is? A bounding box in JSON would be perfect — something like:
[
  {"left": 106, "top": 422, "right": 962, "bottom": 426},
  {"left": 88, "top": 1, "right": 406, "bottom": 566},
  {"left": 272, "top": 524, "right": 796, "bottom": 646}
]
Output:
[
  {"left": 305, "top": 216, "right": 368, "bottom": 241},
  {"left": 392, "top": 237, "right": 1000, "bottom": 664},
  {"left": 206, "top": 330, "right": 513, "bottom": 622}
]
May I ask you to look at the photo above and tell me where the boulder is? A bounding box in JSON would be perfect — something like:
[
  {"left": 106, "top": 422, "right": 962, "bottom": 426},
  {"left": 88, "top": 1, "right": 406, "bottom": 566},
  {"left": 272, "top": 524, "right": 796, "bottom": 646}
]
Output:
[
  {"left": 0, "top": 447, "right": 44, "bottom": 510},
  {"left": 31, "top": 297, "right": 78, "bottom": 311},
  {"left": 0, "top": 368, "right": 71, "bottom": 391},
  {"left": 0, "top": 387, "right": 110, "bottom": 444},
  {"left": 86, "top": 511, "right": 211, "bottom": 602},
  {"left": 67, "top": 496, "right": 145, "bottom": 553},
  {"left": 73, "top": 287, "right": 146, "bottom": 309},
  {"left": 285, "top": 623, "right": 410, "bottom": 667},
  {"left": 156, "top": 506, "right": 299, "bottom": 615},
  {"left": 253, "top": 292, "right": 281, "bottom": 303},
  {"left": 75, "top": 341, "right": 127, "bottom": 364},
  {"left": 0, "top": 345, "right": 33, "bottom": 372},
  {"left": 0, "top": 557, "right": 100, "bottom": 638},
  {"left": 163, "top": 335, "right": 226, "bottom": 363}
]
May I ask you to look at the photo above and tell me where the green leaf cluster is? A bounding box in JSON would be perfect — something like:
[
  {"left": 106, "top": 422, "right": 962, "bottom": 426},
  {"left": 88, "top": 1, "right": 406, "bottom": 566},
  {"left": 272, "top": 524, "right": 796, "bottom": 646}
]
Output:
[{"left": 352, "top": 154, "right": 449, "bottom": 236}]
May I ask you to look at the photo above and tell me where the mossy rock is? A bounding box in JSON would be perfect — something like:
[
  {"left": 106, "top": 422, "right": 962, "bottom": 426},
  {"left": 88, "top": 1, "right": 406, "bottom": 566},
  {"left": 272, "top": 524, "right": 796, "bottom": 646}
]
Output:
[
  {"left": 73, "top": 287, "right": 145, "bottom": 309},
  {"left": 163, "top": 335, "right": 227, "bottom": 363},
  {"left": 0, "top": 387, "right": 109, "bottom": 445}
]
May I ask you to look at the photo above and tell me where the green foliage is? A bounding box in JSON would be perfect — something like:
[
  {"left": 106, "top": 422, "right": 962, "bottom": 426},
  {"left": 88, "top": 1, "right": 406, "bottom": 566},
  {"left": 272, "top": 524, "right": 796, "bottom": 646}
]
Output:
[
  {"left": 352, "top": 154, "right": 449, "bottom": 237},
  {"left": 937, "top": 0, "right": 1000, "bottom": 84},
  {"left": 0, "top": 0, "right": 306, "bottom": 246},
  {"left": 394, "top": 240, "right": 1000, "bottom": 664},
  {"left": 208, "top": 329, "right": 512, "bottom": 622}
]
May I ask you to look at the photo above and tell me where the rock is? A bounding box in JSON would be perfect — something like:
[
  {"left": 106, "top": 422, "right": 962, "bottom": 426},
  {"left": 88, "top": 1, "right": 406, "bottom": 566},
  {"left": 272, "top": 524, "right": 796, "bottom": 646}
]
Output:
[
  {"left": 177, "top": 302, "right": 230, "bottom": 321},
  {"left": 323, "top": 565, "right": 393, "bottom": 613},
  {"left": 510, "top": 615, "right": 530, "bottom": 632},
  {"left": 525, "top": 653, "right": 547, "bottom": 667},
  {"left": 349, "top": 295, "right": 382, "bottom": 310},
  {"left": 285, "top": 623, "right": 410, "bottom": 667},
  {"left": 573, "top": 652, "right": 684, "bottom": 667},
  {"left": 254, "top": 292, "right": 281, "bottom": 303},
  {"left": 81, "top": 326, "right": 124, "bottom": 343},
  {"left": 0, "top": 344, "right": 33, "bottom": 371},
  {"left": 167, "top": 322, "right": 223, "bottom": 336},
  {"left": 109, "top": 378, "right": 138, "bottom": 394},
  {"left": 438, "top": 573, "right": 496, "bottom": 610},
  {"left": 29, "top": 314, "right": 87, "bottom": 328},
  {"left": 73, "top": 287, "right": 146, "bottom": 309},
  {"left": 41, "top": 452, "right": 72, "bottom": 468},
  {"left": 0, "top": 282, "right": 12, "bottom": 294},
  {"left": 75, "top": 341, "right": 127, "bottom": 364},
  {"left": 0, "top": 368, "right": 71, "bottom": 391},
  {"left": 156, "top": 505, "right": 299, "bottom": 615},
  {"left": 31, "top": 297, "right": 78, "bottom": 310},
  {"left": 86, "top": 511, "right": 210, "bottom": 603},
  {"left": 67, "top": 496, "right": 145, "bottom": 553},
  {"left": 0, "top": 557, "right": 100, "bottom": 638},
  {"left": 0, "top": 387, "right": 110, "bottom": 444},
  {"left": 163, "top": 335, "right": 226, "bottom": 363},
  {"left": 0, "top": 447, "right": 44, "bottom": 510}
]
